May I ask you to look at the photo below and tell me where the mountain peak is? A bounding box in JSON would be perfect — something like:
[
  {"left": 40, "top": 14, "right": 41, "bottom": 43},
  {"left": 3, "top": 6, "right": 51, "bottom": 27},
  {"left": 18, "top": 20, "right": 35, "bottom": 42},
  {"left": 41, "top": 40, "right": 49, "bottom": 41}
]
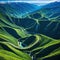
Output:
[{"left": 42, "top": 1, "right": 60, "bottom": 8}]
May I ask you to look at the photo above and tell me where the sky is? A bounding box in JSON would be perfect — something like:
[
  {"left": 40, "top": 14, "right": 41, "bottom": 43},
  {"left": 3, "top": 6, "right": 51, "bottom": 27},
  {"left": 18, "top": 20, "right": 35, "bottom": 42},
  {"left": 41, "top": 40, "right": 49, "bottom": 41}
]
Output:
[
  {"left": 0, "top": 0, "right": 60, "bottom": 6},
  {"left": 0, "top": 0, "right": 60, "bottom": 2}
]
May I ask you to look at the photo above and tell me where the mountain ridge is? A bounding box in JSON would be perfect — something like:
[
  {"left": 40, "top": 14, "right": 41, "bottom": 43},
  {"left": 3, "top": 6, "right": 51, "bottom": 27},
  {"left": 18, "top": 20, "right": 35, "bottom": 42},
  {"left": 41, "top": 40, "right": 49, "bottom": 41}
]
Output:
[{"left": 0, "top": 2, "right": 40, "bottom": 18}]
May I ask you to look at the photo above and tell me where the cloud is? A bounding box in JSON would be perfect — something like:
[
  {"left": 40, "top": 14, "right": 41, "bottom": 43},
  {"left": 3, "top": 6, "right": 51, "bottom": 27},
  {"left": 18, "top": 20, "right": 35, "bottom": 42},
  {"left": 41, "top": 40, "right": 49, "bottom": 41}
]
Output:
[
  {"left": 0, "top": 0, "right": 59, "bottom": 4},
  {"left": 0, "top": 0, "right": 57, "bottom": 1}
]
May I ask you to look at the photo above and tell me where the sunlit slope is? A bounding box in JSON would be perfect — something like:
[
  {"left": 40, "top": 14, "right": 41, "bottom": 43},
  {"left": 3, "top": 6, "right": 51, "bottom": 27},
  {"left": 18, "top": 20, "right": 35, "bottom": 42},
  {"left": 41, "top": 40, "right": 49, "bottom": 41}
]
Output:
[
  {"left": 0, "top": 2, "right": 60, "bottom": 60},
  {"left": 0, "top": 2, "right": 60, "bottom": 39},
  {"left": 0, "top": 33, "right": 60, "bottom": 60}
]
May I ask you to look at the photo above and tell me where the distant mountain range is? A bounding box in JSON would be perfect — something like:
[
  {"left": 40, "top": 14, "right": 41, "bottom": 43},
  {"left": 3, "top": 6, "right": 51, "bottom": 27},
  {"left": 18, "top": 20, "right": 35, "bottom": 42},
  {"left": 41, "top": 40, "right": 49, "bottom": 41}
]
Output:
[
  {"left": 0, "top": 2, "right": 40, "bottom": 18},
  {"left": 40, "top": 2, "right": 60, "bottom": 19},
  {"left": 14, "top": 2, "right": 60, "bottom": 39},
  {"left": 43, "top": 2, "right": 60, "bottom": 8},
  {"left": 0, "top": 2, "right": 60, "bottom": 39}
]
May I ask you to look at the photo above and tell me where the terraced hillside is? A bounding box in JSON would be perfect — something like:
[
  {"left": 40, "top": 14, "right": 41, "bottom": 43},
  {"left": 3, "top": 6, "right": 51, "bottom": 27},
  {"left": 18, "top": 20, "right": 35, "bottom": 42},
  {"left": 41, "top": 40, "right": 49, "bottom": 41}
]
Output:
[{"left": 0, "top": 2, "right": 60, "bottom": 60}]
